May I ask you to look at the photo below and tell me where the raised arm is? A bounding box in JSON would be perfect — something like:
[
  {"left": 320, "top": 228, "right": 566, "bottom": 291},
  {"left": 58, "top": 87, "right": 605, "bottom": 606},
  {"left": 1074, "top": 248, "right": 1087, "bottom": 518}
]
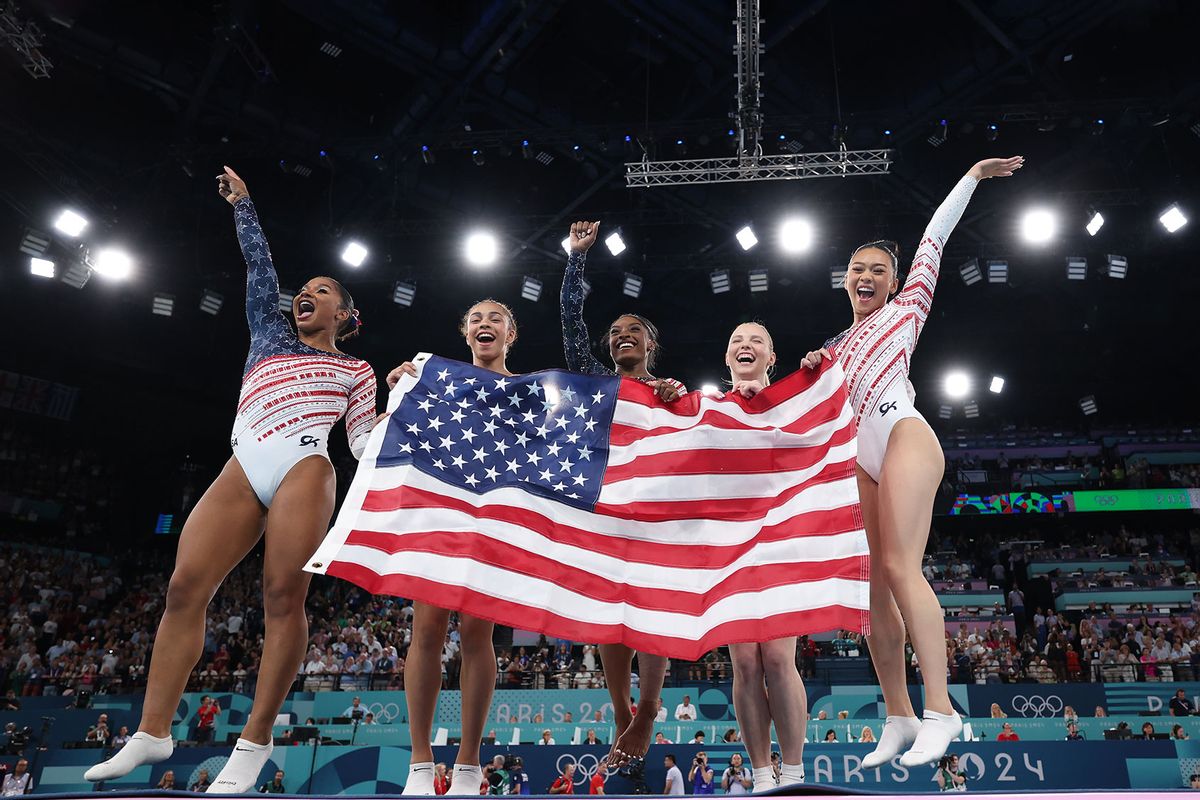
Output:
[
  {"left": 559, "top": 220, "right": 612, "bottom": 376},
  {"left": 218, "top": 166, "right": 291, "bottom": 341}
]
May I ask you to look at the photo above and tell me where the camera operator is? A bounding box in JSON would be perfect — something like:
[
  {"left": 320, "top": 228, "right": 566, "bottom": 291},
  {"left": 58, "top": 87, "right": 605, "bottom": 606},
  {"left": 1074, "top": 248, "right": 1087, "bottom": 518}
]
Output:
[
  {"left": 688, "top": 752, "right": 714, "bottom": 795},
  {"left": 936, "top": 754, "right": 966, "bottom": 792},
  {"left": 1, "top": 758, "right": 33, "bottom": 796},
  {"left": 721, "top": 754, "right": 752, "bottom": 795}
]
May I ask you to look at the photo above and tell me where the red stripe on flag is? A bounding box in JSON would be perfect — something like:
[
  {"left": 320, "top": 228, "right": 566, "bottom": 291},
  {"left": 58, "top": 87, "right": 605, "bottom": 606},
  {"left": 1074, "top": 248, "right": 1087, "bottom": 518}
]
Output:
[{"left": 325, "top": 561, "right": 868, "bottom": 660}]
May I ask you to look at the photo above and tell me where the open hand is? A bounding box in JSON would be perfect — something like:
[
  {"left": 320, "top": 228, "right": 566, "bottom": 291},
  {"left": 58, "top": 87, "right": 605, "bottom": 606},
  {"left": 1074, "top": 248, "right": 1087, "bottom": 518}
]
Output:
[{"left": 969, "top": 156, "right": 1024, "bottom": 180}]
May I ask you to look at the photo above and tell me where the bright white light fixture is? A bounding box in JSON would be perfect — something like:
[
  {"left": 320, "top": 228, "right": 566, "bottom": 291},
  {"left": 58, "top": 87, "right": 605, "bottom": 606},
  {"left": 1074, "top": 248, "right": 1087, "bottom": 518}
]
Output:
[
  {"left": 54, "top": 209, "right": 88, "bottom": 237},
  {"left": 1021, "top": 209, "right": 1057, "bottom": 244},
  {"left": 1086, "top": 211, "right": 1104, "bottom": 236},
  {"left": 778, "top": 218, "right": 813, "bottom": 253},
  {"left": 561, "top": 236, "right": 572, "bottom": 255},
  {"left": 1160, "top": 205, "right": 1188, "bottom": 234},
  {"left": 605, "top": 232, "right": 627, "bottom": 256},
  {"left": 92, "top": 247, "right": 133, "bottom": 280},
  {"left": 700, "top": 383, "right": 721, "bottom": 396},
  {"left": 735, "top": 225, "right": 758, "bottom": 251},
  {"left": 989, "top": 376, "right": 1005, "bottom": 394},
  {"left": 341, "top": 241, "right": 368, "bottom": 267},
  {"left": 944, "top": 371, "right": 971, "bottom": 399},
  {"left": 465, "top": 232, "right": 499, "bottom": 267},
  {"left": 29, "top": 257, "right": 55, "bottom": 278}
]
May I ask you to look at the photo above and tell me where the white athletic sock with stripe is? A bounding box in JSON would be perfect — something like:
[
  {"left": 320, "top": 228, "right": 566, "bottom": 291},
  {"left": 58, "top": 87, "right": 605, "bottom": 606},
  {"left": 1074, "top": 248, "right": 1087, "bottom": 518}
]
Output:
[
  {"left": 209, "top": 737, "right": 273, "bottom": 794},
  {"left": 404, "top": 761, "right": 436, "bottom": 796},
  {"left": 862, "top": 715, "right": 921, "bottom": 769},
  {"left": 83, "top": 731, "right": 173, "bottom": 782},
  {"left": 779, "top": 762, "right": 806, "bottom": 785},
  {"left": 453, "top": 764, "right": 484, "bottom": 794},
  {"left": 899, "top": 710, "right": 962, "bottom": 768},
  {"left": 751, "top": 766, "right": 776, "bottom": 793}
]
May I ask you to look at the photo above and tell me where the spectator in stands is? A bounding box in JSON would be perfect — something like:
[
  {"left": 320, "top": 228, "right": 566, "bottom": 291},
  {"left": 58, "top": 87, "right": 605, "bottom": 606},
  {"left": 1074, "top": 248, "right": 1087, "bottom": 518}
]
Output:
[
  {"left": 722, "top": 729, "right": 740, "bottom": 743},
  {"left": 563, "top": 712, "right": 574, "bottom": 724},
  {"left": 362, "top": 712, "right": 377, "bottom": 726},
  {"left": 654, "top": 733, "right": 672, "bottom": 744},
  {"left": 1172, "top": 689, "right": 1196, "bottom": 716},
  {"left": 549, "top": 763, "right": 575, "bottom": 795},
  {"left": 1008, "top": 585, "right": 1026, "bottom": 633},
  {"left": 433, "top": 763, "right": 449, "bottom": 796},
  {"left": 721, "top": 754, "right": 751, "bottom": 795},
  {"left": 188, "top": 768, "right": 212, "bottom": 792},
  {"left": 194, "top": 695, "right": 219, "bottom": 743},
  {"left": 1095, "top": 707, "right": 1108, "bottom": 717},
  {"left": 592, "top": 710, "right": 604, "bottom": 724},
  {"left": 860, "top": 727, "right": 876, "bottom": 743},
  {"left": 989, "top": 703, "right": 1006, "bottom": 718},
  {"left": 1065, "top": 723, "right": 1084, "bottom": 741},
  {"left": 111, "top": 726, "right": 130, "bottom": 749},
  {"left": 538, "top": 729, "right": 556, "bottom": 745},
  {"left": 674, "top": 695, "right": 696, "bottom": 721},
  {"left": 343, "top": 696, "right": 365, "bottom": 720},
  {"left": 585, "top": 730, "right": 600, "bottom": 745},
  {"left": 1, "top": 758, "right": 32, "bottom": 796},
  {"left": 156, "top": 770, "right": 178, "bottom": 790},
  {"left": 823, "top": 731, "right": 838, "bottom": 743},
  {"left": 1063, "top": 706, "right": 1079, "bottom": 726},
  {"left": 691, "top": 731, "right": 706, "bottom": 745},
  {"left": 662, "top": 755, "right": 683, "bottom": 796},
  {"left": 259, "top": 770, "right": 286, "bottom": 793},
  {"left": 1140, "top": 723, "right": 1157, "bottom": 740},
  {"left": 996, "top": 723, "right": 1019, "bottom": 742},
  {"left": 1173, "top": 725, "right": 1189, "bottom": 741}
]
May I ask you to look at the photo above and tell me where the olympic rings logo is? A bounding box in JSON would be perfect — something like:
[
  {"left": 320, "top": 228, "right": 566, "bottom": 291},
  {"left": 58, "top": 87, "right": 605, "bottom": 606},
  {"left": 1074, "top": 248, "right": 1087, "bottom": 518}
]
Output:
[
  {"left": 1009, "top": 695, "right": 1064, "bottom": 717},
  {"left": 366, "top": 702, "right": 402, "bottom": 723},
  {"left": 556, "top": 753, "right": 613, "bottom": 787}
]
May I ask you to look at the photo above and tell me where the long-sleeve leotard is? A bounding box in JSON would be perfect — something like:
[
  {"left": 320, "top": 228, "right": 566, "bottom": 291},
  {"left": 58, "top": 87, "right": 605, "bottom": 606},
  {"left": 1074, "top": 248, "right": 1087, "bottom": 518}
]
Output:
[
  {"left": 826, "top": 174, "right": 978, "bottom": 420},
  {"left": 231, "top": 197, "right": 376, "bottom": 460}
]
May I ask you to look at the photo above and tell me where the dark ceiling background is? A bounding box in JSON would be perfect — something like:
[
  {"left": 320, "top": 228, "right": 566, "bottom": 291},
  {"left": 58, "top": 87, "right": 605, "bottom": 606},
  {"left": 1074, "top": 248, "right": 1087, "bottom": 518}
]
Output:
[{"left": 1, "top": 0, "right": 1197, "bottom": 477}]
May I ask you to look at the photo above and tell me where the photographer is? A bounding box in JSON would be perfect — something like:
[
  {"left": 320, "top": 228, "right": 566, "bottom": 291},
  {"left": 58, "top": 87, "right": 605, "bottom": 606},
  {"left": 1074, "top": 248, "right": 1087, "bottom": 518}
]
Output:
[
  {"left": 936, "top": 754, "right": 966, "bottom": 792},
  {"left": 688, "top": 752, "right": 714, "bottom": 795},
  {"left": 1, "top": 758, "right": 33, "bottom": 796},
  {"left": 486, "top": 755, "right": 509, "bottom": 795},
  {"left": 721, "top": 754, "right": 752, "bottom": 795}
]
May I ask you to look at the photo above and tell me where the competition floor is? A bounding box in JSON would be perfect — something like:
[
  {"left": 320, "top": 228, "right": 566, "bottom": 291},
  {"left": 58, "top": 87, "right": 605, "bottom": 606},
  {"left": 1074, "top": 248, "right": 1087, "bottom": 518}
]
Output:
[{"left": 29, "top": 792, "right": 1190, "bottom": 798}]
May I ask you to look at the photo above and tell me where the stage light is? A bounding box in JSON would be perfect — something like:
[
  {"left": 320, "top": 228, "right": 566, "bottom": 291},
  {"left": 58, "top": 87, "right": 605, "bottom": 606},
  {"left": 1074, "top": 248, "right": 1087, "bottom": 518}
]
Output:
[
  {"left": 735, "top": 225, "right": 758, "bottom": 251},
  {"left": 1090, "top": 118, "right": 1105, "bottom": 136},
  {"left": 1104, "top": 254, "right": 1127, "bottom": 279},
  {"left": 778, "top": 218, "right": 813, "bottom": 254},
  {"left": 465, "top": 232, "right": 498, "bottom": 267},
  {"left": 1021, "top": 209, "right": 1056, "bottom": 244},
  {"left": 700, "top": 383, "right": 721, "bottom": 396},
  {"left": 748, "top": 268, "right": 769, "bottom": 293},
  {"left": 200, "top": 290, "right": 224, "bottom": 315},
  {"left": 421, "top": 145, "right": 435, "bottom": 165},
  {"left": 1066, "top": 256, "right": 1088, "bottom": 281},
  {"left": 521, "top": 140, "right": 532, "bottom": 159},
  {"left": 959, "top": 258, "right": 982, "bottom": 286},
  {"left": 340, "top": 241, "right": 368, "bottom": 267},
  {"left": 830, "top": 267, "right": 846, "bottom": 289},
  {"left": 63, "top": 261, "right": 91, "bottom": 289},
  {"left": 92, "top": 247, "right": 132, "bottom": 280},
  {"left": 521, "top": 276, "right": 543, "bottom": 302},
  {"left": 1160, "top": 205, "right": 1188, "bottom": 233},
  {"left": 710, "top": 269, "right": 731, "bottom": 294},
  {"left": 54, "top": 209, "right": 88, "bottom": 237},
  {"left": 605, "top": 232, "right": 627, "bottom": 256},
  {"left": 152, "top": 293, "right": 174, "bottom": 317},
  {"left": 472, "top": 149, "right": 485, "bottom": 166},
  {"left": 674, "top": 138, "right": 686, "bottom": 156},
  {"left": 572, "top": 145, "right": 583, "bottom": 161},
  {"left": 1079, "top": 395, "right": 1098, "bottom": 416},
  {"left": 19, "top": 229, "right": 49, "bottom": 257},
  {"left": 986, "top": 123, "right": 998, "bottom": 142},
  {"left": 938, "top": 404, "right": 952, "bottom": 420},
  {"left": 560, "top": 236, "right": 572, "bottom": 255},
  {"left": 964, "top": 400, "right": 980, "bottom": 419},
  {"left": 943, "top": 371, "right": 970, "bottom": 400},
  {"left": 989, "top": 376, "right": 1005, "bottom": 394},
  {"left": 319, "top": 41, "right": 342, "bottom": 58},
  {"left": 392, "top": 281, "right": 416, "bottom": 307},
  {"left": 987, "top": 260, "right": 1008, "bottom": 284},
  {"left": 623, "top": 273, "right": 642, "bottom": 298},
  {"left": 1086, "top": 211, "right": 1104, "bottom": 236},
  {"left": 277, "top": 288, "right": 294, "bottom": 312},
  {"left": 29, "top": 257, "right": 54, "bottom": 278}
]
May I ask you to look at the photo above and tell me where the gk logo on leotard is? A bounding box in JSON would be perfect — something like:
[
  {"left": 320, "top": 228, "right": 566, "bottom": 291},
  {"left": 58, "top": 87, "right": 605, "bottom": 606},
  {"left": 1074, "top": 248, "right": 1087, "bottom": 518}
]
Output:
[
  {"left": 878, "top": 401, "right": 898, "bottom": 417},
  {"left": 299, "top": 435, "right": 320, "bottom": 448}
]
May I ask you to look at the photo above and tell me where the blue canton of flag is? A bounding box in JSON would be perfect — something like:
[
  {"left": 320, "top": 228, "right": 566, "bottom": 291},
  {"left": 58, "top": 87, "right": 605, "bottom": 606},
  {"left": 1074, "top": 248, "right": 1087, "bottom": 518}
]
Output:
[{"left": 378, "top": 355, "right": 620, "bottom": 511}]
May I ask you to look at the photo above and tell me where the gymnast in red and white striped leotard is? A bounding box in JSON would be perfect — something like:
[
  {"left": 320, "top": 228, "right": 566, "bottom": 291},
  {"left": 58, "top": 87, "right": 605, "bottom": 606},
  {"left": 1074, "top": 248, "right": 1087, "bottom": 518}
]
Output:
[{"left": 804, "top": 157, "right": 1024, "bottom": 770}]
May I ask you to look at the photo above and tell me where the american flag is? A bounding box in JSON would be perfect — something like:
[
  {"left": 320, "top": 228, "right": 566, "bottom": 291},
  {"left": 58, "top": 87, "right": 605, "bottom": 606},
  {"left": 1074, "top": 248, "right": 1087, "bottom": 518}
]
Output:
[{"left": 307, "top": 353, "right": 869, "bottom": 659}]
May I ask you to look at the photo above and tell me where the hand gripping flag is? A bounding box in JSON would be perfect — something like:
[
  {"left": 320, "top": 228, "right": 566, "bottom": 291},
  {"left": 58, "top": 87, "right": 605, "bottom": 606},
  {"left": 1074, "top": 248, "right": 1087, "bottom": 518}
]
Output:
[{"left": 307, "top": 353, "right": 868, "bottom": 659}]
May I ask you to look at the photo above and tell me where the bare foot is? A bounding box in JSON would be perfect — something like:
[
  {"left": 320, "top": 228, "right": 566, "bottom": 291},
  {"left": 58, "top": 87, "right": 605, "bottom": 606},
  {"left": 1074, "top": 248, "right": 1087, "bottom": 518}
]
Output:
[{"left": 608, "top": 699, "right": 659, "bottom": 767}]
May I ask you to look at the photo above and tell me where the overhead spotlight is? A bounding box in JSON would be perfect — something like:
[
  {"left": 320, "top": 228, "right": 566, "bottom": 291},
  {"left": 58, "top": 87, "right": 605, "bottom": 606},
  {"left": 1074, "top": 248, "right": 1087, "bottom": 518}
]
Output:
[
  {"left": 572, "top": 144, "right": 583, "bottom": 161},
  {"left": 604, "top": 232, "right": 627, "bottom": 256},
  {"left": 927, "top": 119, "right": 948, "bottom": 148},
  {"left": 710, "top": 269, "right": 731, "bottom": 294},
  {"left": 964, "top": 400, "right": 980, "bottom": 419},
  {"left": 199, "top": 290, "right": 224, "bottom": 315},
  {"left": 700, "top": 383, "right": 721, "bottom": 396},
  {"left": 1090, "top": 118, "right": 1105, "bottom": 136},
  {"left": 340, "top": 241, "right": 368, "bottom": 267},
  {"left": 63, "top": 261, "right": 91, "bottom": 289},
  {"left": 29, "top": 257, "right": 55, "bottom": 278},
  {"left": 1021, "top": 209, "right": 1057, "bottom": 244},
  {"left": 778, "top": 218, "right": 813, "bottom": 254},
  {"left": 471, "top": 148, "right": 485, "bottom": 166},
  {"left": 1086, "top": 210, "right": 1104, "bottom": 236},
  {"left": 92, "top": 247, "right": 133, "bottom": 280},
  {"left": 465, "top": 232, "right": 498, "bottom": 267},
  {"left": 883, "top": 129, "right": 893, "bottom": 145},
  {"left": 277, "top": 288, "right": 295, "bottom": 312},
  {"left": 291, "top": 163, "right": 313, "bottom": 178},
  {"left": 535, "top": 151, "right": 554, "bottom": 166},
  {"left": 830, "top": 266, "right": 847, "bottom": 289},
  {"left": 987, "top": 260, "right": 1008, "bottom": 284},
  {"left": 521, "top": 139, "right": 533, "bottom": 159},
  {"left": 1103, "top": 254, "right": 1127, "bottom": 279},
  {"left": 748, "top": 268, "right": 769, "bottom": 293},
  {"left": 1079, "top": 395, "right": 1098, "bottom": 416},
  {"left": 421, "top": 145, "right": 435, "bottom": 165},
  {"left": 735, "top": 225, "right": 758, "bottom": 251},
  {"left": 521, "top": 276, "right": 543, "bottom": 303},
  {"left": 152, "top": 293, "right": 174, "bottom": 317},
  {"left": 959, "top": 258, "right": 982, "bottom": 286},
  {"left": 622, "top": 273, "right": 642, "bottom": 298},
  {"left": 319, "top": 41, "right": 342, "bottom": 58},
  {"left": 989, "top": 376, "right": 1005, "bottom": 394},
  {"left": 1160, "top": 204, "right": 1188, "bottom": 234},
  {"left": 371, "top": 153, "right": 385, "bottom": 172},
  {"left": 1066, "top": 256, "right": 1088, "bottom": 281},
  {"left": 986, "top": 123, "right": 999, "bottom": 142},
  {"left": 674, "top": 138, "right": 687, "bottom": 156},
  {"left": 19, "top": 228, "right": 49, "bottom": 257},
  {"left": 937, "top": 404, "right": 953, "bottom": 420},
  {"left": 318, "top": 149, "right": 331, "bottom": 164},
  {"left": 943, "top": 371, "right": 970, "bottom": 400},
  {"left": 54, "top": 209, "right": 88, "bottom": 237},
  {"left": 392, "top": 281, "right": 416, "bottom": 307}
]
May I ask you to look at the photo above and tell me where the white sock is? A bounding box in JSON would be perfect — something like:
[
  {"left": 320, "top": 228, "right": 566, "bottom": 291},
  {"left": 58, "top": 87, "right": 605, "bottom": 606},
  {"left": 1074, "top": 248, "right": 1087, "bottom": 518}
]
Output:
[
  {"left": 751, "top": 766, "right": 776, "bottom": 793},
  {"left": 899, "top": 710, "right": 962, "bottom": 768},
  {"left": 83, "top": 731, "right": 173, "bottom": 782},
  {"left": 779, "top": 762, "right": 805, "bottom": 785},
  {"left": 403, "top": 761, "right": 436, "bottom": 796},
  {"left": 208, "top": 737, "right": 273, "bottom": 794},
  {"left": 862, "top": 715, "right": 921, "bottom": 769},
  {"left": 453, "top": 764, "right": 484, "bottom": 794}
]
